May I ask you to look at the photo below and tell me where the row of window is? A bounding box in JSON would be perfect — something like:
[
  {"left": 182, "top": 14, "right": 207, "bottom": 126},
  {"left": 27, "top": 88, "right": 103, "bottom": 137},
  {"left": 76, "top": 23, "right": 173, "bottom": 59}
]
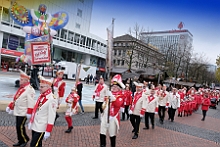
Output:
[{"left": 113, "top": 60, "right": 125, "bottom": 66}]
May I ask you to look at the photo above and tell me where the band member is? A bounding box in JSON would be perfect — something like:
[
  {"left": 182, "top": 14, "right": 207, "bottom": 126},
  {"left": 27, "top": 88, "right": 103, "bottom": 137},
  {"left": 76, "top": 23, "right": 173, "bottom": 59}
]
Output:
[
  {"left": 52, "top": 70, "right": 66, "bottom": 121},
  {"left": 129, "top": 82, "right": 144, "bottom": 139},
  {"left": 6, "top": 70, "right": 35, "bottom": 147},
  {"left": 168, "top": 88, "right": 180, "bottom": 122},
  {"left": 29, "top": 76, "right": 57, "bottom": 147},
  {"left": 141, "top": 88, "right": 158, "bottom": 129},
  {"left": 76, "top": 78, "right": 84, "bottom": 114},
  {"left": 158, "top": 85, "right": 169, "bottom": 124},
  {"left": 201, "top": 92, "right": 211, "bottom": 121},
  {"left": 121, "top": 84, "right": 132, "bottom": 121},
  {"left": 92, "top": 76, "right": 108, "bottom": 119},
  {"left": 100, "top": 74, "right": 125, "bottom": 147},
  {"left": 64, "top": 87, "right": 80, "bottom": 133}
]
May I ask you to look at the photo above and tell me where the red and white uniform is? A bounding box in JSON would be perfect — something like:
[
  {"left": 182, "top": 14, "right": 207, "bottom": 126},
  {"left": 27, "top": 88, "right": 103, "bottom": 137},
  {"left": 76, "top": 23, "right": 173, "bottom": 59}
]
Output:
[
  {"left": 123, "top": 90, "right": 132, "bottom": 106},
  {"left": 6, "top": 82, "right": 35, "bottom": 116},
  {"left": 201, "top": 97, "right": 211, "bottom": 111},
  {"left": 53, "top": 78, "right": 66, "bottom": 106},
  {"left": 65, "top": 91, "right": 80, "bottom": 116},
  {"left": 29, "top": 88, "right": 57, "bottom": 133},
  {"left": 130, "top": 91, "right": 144, "bottom": 115},
  {"left": 140, "top": 94, "right": 158, "bottom": 115},
  {"left": 93, "top": 83, "right": 108, "bottom": 102},
  {"left": 100, "top": 91, "right": 124, "bottom": 136}
]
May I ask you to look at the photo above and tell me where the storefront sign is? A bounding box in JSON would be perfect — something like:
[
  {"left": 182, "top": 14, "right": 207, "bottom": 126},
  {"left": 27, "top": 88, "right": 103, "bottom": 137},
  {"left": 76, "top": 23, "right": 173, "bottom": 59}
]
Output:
[
  {"left": 7, "top": 35, "right": 19, "bottom": 50},
  {"left": 99, "top": 67, "right": 105, "bottom": 72},
  {"left": 31, "top": 42, "right": 51, "bottom": 65},
  {"left": 1, "top": 48, "right": 24, "bottom": 57}
]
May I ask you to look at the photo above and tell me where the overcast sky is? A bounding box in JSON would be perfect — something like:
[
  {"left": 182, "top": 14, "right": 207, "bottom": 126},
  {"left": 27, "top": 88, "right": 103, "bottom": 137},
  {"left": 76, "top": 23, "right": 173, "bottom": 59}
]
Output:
[{"left": 90, "top": 0, "right": 220, "bottom": 65}]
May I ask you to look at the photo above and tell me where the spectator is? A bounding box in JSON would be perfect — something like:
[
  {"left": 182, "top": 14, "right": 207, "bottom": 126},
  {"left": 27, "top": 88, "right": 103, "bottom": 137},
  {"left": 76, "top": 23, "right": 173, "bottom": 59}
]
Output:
[{"left": 77, "top": 78, "right": 84, "bottom": 114}]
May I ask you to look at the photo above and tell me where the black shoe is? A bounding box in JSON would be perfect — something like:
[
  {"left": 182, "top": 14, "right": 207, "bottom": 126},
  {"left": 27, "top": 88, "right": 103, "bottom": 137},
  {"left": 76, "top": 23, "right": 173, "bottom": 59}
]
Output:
[
  {"left": 20, "top": 142, "right": 28, "bottom": 147},
  {"left": 132, "top": 134, "right": 138, "bottom": 139},
  {"left": 171, "top": 120, "right": 174, "bottom": 122},
  {"left": 201, "top": 118, "right": 205, "bottom": 121},
  {"left": 152, "top": 125, "right": 154, "bottom": 129},
  {"left": 132, "top": 129, "right": 135, "bottom": 133},
  {"left": 143, "top": 127, "right": 149, "bottom": 130},
  {"left": 65, "top": 126, "right": 73, "bottom": 133},
  {"left": 13, "top": 142, "right": 21, "bottom": 146},
  {"left": 92, "top": 117, "right": 98, "bottom": 119},
  {"left": 168, "top": 118, "right": 170, "bottom": 120}
]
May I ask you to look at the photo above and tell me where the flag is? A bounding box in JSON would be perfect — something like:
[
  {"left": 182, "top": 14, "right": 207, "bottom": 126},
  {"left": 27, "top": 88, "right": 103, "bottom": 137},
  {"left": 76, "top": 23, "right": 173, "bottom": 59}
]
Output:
[
  {"left": 106, "top": 20, "right": 114, "bottom": 78},
  {"left": 178, "top": 22, "right": 184, "bottom": 30}
]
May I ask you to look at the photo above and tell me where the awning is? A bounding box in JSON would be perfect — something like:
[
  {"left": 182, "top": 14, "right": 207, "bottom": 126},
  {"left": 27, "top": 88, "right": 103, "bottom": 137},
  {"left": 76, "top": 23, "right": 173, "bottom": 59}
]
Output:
[
  {"left": 177, "top": 81, "right": 195, "bottom": 87},
  {"left": 122, "top": 72, "right": 140, "bottom": 80},
  {"left": 111, "top": 68, "right": 128, "bottom": 74},
  {"left": 1, "top": 48, "right": 23, "bottom": 57}
]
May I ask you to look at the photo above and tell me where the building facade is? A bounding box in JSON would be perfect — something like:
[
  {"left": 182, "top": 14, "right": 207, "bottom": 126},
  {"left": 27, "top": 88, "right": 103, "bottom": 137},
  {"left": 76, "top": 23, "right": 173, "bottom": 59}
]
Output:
[
  {"left": 141, "top": 29, "right": 193, "bottom": 53},
  {"left": 112, "top": 34, "right": 163, "bottom": 73},
  {"left": 0, "top": 0, "right": 107, "bottom": 74}
]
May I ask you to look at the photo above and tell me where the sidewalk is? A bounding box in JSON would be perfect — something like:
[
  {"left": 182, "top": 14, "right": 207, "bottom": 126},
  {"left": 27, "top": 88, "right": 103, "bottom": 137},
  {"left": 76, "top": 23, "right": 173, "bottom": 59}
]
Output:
[{"left": 1, "top": 105, "right": 220, "bottom": 147}]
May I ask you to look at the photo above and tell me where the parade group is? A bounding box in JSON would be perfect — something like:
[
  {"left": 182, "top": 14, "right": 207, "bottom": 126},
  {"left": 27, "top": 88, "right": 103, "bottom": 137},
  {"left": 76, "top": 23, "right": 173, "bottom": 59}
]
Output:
[{"left": 5, "top": 70, "right": 216, "bottom": 147}]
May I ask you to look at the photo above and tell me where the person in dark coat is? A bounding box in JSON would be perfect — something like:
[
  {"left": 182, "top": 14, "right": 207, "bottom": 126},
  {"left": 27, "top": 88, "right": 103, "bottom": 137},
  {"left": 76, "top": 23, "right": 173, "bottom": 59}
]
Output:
[{"left": 77, "top": 78, "right": 84, "bottom": 114}]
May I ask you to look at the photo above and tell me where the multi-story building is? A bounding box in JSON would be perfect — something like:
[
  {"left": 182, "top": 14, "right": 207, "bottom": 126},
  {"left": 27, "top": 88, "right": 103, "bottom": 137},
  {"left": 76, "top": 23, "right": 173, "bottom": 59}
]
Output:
[
  {"left": 112, "top": 34, "right": 163, "bottom": 73},
  {"left": 141, "top": 29, "right": 193, "bottom": 53},
  {"left": 0, "top": 0, "right": 107, "bottom": 74}
]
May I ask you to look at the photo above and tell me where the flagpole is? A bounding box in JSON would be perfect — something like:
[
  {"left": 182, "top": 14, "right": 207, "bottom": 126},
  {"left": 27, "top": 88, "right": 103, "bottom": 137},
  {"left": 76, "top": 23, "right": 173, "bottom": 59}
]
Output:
[{"left": 107, "top": 18, "right": 115, "bottom": 124}]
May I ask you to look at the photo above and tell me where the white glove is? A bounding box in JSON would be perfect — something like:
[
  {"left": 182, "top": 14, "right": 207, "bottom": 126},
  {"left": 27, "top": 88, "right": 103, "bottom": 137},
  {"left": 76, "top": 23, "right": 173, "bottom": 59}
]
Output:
[
  {"left": 28, "top": 123, "right": 31, "bottom": 130},
  {"left": 109, "top": 116, "right": 114, "bottom": 120},
  {"left": 8, "top": 110, "right": 14, "bottom": 115},
  {"left": 108, "top": 91, "right": 115, "bottom": 101},
  {"left": 6, "top": 107, "right": 10, "bottom": 113},
  {"left": 165, "top": 106, "right": 168, "bottom": 109},
  {"left": 120, "top": 107, "right": 125, "bottom": 113},
  {"left": 129, "top": 110, "right": 133, "bottom": 115},
  {"left": 155, "top": 112, "right": 158, "bottom": 114},
  {"left": 44, "top": 131, "right": 50, "bottom": 140},
  {"left": 26, "top": 114, "right": 31, "bottom": 119},
  {"left": 140, "top": 114, "right": 144, "bottom": 118}
]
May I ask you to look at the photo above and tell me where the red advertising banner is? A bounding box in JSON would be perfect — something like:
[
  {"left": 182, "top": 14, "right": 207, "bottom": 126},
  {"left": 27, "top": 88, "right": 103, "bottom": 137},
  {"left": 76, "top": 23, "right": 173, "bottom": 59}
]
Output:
[
  {"left": 31, "top": 42, "right": 51, "bottom": 65},
  {"left": 1, "top": 48, "right": 24, "bottom": 57}
]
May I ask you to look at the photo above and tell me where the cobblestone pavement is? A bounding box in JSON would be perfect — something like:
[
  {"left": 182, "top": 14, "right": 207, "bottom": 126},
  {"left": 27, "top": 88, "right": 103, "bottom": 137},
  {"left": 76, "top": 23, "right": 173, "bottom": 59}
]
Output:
[
  {"left": 1, "top": 72, "right": 220, "bottom": 146},
  {"left": 1, "top": 105, "right": 220, "bottom": 147}
]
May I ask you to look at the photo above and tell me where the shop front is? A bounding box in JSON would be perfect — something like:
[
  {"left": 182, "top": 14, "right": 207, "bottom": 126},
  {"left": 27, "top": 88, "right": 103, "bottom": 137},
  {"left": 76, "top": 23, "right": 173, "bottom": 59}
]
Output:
[{"left": 1, "top": 48, "right": 24, "bottom": 71}]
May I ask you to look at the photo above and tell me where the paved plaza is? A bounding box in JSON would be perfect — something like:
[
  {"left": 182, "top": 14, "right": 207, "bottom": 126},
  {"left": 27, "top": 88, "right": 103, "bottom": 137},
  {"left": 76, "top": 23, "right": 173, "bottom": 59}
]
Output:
[{"left": 1, "top": 72, "right": 220, "bottom": 146}]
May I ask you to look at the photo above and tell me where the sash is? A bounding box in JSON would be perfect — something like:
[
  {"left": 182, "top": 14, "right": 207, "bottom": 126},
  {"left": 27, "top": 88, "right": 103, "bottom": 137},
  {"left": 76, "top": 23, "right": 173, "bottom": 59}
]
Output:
[
  {"left": 130, "top": 91, "right": 142, "bottom": 111},
  {"left": 53, "top": 78, "right": 62, "bottom": 87},
  {"left": 11, "top": 82, "right": 30, "bottom": 109},
  {"left": 29, "top": 89, "right": 52, "bottom": 124},
  {"left": 148, "top": 95, "right": 154, "bottom": 103},
  {"left": 95, "top": 84, "right": 104, "bottom": 97}
]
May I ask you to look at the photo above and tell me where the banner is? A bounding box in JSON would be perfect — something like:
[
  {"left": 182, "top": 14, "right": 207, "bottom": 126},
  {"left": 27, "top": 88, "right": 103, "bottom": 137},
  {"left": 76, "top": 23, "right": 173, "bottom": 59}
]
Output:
[{"left": 31, "top": 42, "right": 50, "bottom": 65}]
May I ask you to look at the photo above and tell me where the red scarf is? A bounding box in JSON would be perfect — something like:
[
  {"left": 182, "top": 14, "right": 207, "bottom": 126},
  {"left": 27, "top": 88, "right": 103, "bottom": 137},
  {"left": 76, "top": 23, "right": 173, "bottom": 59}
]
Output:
[
  {"left": 53, "top": 78, "right": 62, "bottom": 87},
  {"left": 148, "top": 95, "right": 154, "bottom": 103},
  {"left": 30, "top": 89, "right": 52, "bottom": 124},
  {"left": 130, "top": 91, "right": 143, "bottom": 111},
  {"left": 12, "top": 82, "right": 30, "bottom": 108},
  {"left": 162, "top": 92, "right": 166, "bottom": 97},
  {"left": 95, "top": 84, "right": 104, "bottom": 97}
]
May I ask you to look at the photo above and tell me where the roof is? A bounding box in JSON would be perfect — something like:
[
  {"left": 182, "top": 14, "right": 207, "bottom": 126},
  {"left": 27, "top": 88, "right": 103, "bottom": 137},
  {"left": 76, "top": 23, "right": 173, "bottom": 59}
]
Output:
[
  {"left": 111, "top": 68, "right": 128, "bottom": 74},
  {"left": 136, "top": 67, "right": 160, "bottom": 75},
  {"left": 163, "top": 79, "right": 195, "bottom": 87},
  {"left": 122, "top": 72, "right": 140, "bottom": 80}
]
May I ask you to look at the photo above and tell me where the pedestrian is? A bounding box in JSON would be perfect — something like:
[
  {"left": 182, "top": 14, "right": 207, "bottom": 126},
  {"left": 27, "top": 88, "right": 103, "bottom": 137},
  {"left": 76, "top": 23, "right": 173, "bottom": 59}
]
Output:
[
  {"left": 201, "top": 92, "right": 211, "bottom": 121},
  {"left": 90, "top": 74, "right": 93, "bottom": 84},
  {"left": 29, "top": 75, "right": 57, "bottom": 147},
  {"left": 92, "top": 75, "right": 108, "bottom": 119},
  {"left": 6, "top": 70, "right": 35, "bottom": 147},
  {"left": 77, "top": 78, "right": 84, "bottom": 114},
  {"left": 129, "top": 82, "right": 144, "bottom": 139},
  {"left": 52, "top": 70, "right": 66, "bottom": 123},
  {"left": 158, "top": 85, "right": 169, "bottom": 124},
  {"left": 100, "top": 74, "right": 125, "bottom": 147},
  {"left": 64, "top": 87, "right": 80, "bottom": 133},
  {"left": 121, "top": 84, "right": 132, "bottom": 121},
  {"left": 168, "top": 88, "right": 180, "bottom": 122},
  {"left": 86, "top": 74, "right": 90, "bottom": 84},
  {"left": 141, "top": 88, "right": 159, "bottom": 130}
]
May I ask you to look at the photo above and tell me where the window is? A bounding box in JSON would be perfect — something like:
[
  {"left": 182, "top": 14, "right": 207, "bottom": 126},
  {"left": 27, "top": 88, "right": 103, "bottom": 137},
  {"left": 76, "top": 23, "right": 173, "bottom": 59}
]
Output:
[
  {"left": 113, "top": 60, "right": 116, "bottom": 65},
  {"left": 68, "top": 31, "right": 74, "bottom": 42},
  {"left": 121, "top": 60, "right": 124, "bottom": 66},
  {"left": 117, "top": 60, "right": 120, "bottom": 65},
  {"left": 75, "top": 23, "right": 81, "bottom": 29},
  {"left": 118, "top": 50, "right": 121, "bottom": 56},
  {"left": 74, "top": 33, "right": 80, "bottom": 45},
  {"left": 136, "top": 62, "right": 138, "bottom": 68},
  {"left": 114, "top": 50, "right": 117, "bottom": 56},
  {"left": 86, "top": 38, "right": 91, "bottom": 48},
  {"left": 77, "top": 9, "right": 82, "bottom": 17},
  {"left": 122, "top": 50, "right": 126, "bottom": 56},
  {"left": 60, "top": 29, "right": 67, "bottom": 40}
]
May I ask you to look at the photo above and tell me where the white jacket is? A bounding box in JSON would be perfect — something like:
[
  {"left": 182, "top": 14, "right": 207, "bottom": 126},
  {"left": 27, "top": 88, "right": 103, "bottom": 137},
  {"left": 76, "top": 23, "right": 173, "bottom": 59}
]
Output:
[
  {"left": 168, "top": 93, "right": 180, "bottom": 109},
  {"left": 13, "top": 85, "right": 35, "bottom": 116},
  {"left": 31, "top": 93, "right": 57, "bottom": 133},
  {"left": 94, "top": 84, "right": 108, "bottom": 102},
  {"left": 158, "top": 91, "right": 169, "bottom": 106},
  {"left": 142, "top": 94, "right": 158, "bottom": 113}
]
